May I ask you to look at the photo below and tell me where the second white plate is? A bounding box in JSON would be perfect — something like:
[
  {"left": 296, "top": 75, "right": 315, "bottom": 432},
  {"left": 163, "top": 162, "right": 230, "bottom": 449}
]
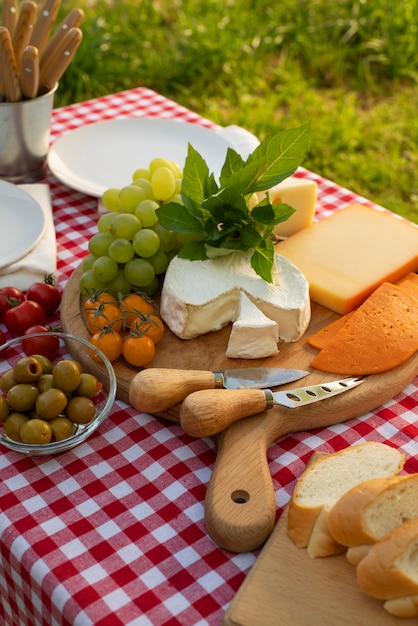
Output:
[
  {"left": 0, "top": 181, "right": 45, "bottom": 270},
  {"left": 48, "top": 118, "right": 238, "bottom": 197}
]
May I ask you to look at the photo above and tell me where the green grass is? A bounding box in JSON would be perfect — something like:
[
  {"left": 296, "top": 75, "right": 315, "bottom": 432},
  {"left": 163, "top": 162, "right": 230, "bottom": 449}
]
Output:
[{"left": 56, "top": 0, "right": 418, "bottom": 223}]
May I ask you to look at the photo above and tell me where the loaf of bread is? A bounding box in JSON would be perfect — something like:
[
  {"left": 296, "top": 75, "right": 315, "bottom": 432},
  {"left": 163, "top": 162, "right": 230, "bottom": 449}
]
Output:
[
  {"left": 287, "top": 442, "right": 405, "bottom": 558},
  {"left": 356, "top": 518, "right": 418, "bottom": 614},
  {"left": 327, "top": 473, "right": 418, "bottom": 564}
]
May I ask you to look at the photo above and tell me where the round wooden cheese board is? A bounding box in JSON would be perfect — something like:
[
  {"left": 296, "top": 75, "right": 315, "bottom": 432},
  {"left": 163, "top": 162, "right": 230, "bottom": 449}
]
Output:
[{"left": 61, "top": 262, "right": 418, "bottom": 552}]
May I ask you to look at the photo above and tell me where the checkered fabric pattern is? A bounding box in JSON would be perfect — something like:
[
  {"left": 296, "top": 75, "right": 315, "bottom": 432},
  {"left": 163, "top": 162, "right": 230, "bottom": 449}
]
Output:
[{"left": 0, "top": 87, "right": 417, "bottom": 626}]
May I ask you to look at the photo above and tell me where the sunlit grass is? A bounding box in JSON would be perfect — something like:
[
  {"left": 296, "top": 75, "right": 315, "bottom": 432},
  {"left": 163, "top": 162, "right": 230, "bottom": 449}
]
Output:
[{"left": 57, "top": 0, "right": 418, "bottom": 222}]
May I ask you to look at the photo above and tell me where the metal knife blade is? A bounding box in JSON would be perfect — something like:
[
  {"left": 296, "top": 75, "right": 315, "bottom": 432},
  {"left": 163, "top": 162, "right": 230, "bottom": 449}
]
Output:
[
  {"left": 179, "top": 376, "right": 366, "bottom": 437},
  {"left": 129, "top": 367, "right": 309, "bottom": 414},
  {"left": 216, "top": 367, "right": 309, "bottom": 390}
]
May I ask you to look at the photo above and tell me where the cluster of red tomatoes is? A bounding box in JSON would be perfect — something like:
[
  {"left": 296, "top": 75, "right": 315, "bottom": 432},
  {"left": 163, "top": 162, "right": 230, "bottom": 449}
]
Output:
[
  {"left": 83, "top": 291, "right": 164, "bottom": 367},
  {"left": 0, "top": 277, "right": 62, "bottom": 358}
]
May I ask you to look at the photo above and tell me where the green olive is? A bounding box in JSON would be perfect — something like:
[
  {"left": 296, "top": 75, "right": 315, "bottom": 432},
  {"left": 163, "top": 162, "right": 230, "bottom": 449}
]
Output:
[
  {"left": 50, "top": 416, "right": 75, "bottom": 441},
  {"left": 35, "top": 388, "right": 68, "bottom": 420},
  {"left": 31, "top": 354, "right": 53, "bottom": 374},
  {"left": 0, "top": 396, "right": 10, "bottom": 423},
  {"left": 37, "top": 374, "right": 54, "bottom": 393},
  {"left": 75, "top": 373, "right": 100, "bottom": 398},
  {"left": 20, "top": 418, "right": 52, "bottom": 445},
  {"left": 0, "top": 369, "right": 16, "bottom": 393},
  {"left": 7, "top": 383, "right": 39, "bottom": 412},
  {"left": 13, "top": 356, "right": 43, "bottom": 383},
  {"left": 3, "top": 412, "right": 30, "bottom": 442},
  {"left": 66, "top": 396, "right": 96, "bottom": 424},
  {"left": 52, "top": 360, "right": 81, "bottom": 392}
]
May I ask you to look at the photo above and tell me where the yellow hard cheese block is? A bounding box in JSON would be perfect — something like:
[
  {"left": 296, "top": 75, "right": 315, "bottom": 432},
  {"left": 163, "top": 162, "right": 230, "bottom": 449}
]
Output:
[
  {"left": 276, "top": 203, "right": 418, "bottom": 314},
  {"left": 269, "top": 176, "right": 317, "bottom": 237}
]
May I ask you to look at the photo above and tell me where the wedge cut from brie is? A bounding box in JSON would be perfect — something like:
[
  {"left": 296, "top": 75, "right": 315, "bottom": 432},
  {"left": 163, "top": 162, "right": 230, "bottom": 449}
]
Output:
[
  {"left": 160, "top": 251, "right": 310, "bottom": 342},
  {"left": 226, "top": 292, "right": 279, "bottom": 359}
]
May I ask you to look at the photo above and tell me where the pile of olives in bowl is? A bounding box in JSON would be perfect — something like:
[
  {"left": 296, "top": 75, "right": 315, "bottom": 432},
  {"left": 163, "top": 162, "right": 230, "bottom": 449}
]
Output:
[{"left": 0, "top": 332, "right": 117, "bottom": 455}]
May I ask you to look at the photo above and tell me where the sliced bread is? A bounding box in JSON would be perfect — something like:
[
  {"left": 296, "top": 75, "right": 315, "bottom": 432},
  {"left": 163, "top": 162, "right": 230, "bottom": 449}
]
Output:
[
  {"left": 287, "top": 442, "right": 405, "bottom": 558},
  {"left": 328, "top": 473, "right": 418, "bottom": 553},
  {"left": 356, "top": 518, "right": 418, "bottom": 602}
]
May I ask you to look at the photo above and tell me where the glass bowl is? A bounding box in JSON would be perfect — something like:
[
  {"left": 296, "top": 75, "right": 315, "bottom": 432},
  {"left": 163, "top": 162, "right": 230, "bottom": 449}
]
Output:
[{"left": 0, "top": 332, "right": 117, "bottom": 455}]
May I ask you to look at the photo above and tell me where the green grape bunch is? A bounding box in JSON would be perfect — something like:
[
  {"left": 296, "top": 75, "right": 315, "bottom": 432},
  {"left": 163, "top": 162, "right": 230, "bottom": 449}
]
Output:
[{"left": 79, "top": 158, "right": 184, "bottom": 297}]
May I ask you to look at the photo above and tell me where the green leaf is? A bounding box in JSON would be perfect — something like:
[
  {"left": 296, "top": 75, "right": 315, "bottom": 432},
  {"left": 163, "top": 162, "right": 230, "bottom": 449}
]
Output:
[
  {"left": 251, "top": 239, "right": 275, "bottom": 282},
  {"left": 219, "top": 148, "right": 247, "bottom": 184},
  {"left": 156, "top": 202, "right": 204, "bottom": 236},
  {"left": 177, "top": 239, "right": 208, "bottom": 260},
  {"left": 271, "top": 202, "right": 297, "bottom": 224}
]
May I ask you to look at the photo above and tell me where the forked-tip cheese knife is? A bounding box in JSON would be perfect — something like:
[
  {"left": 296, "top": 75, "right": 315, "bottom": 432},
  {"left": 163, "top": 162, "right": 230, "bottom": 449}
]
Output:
[
  {"left": 129, "top": 367, "right": 310, "bottom": 414},
  {"left": 180, "top": 376, "right": 365, "bottom": 437}
]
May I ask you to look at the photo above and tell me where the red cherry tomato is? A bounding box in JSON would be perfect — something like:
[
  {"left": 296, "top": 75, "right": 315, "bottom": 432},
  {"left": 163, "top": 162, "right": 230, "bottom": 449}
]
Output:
[
  {"left": 22, "top": 325, "right": 60, "bottom": 360},
  {"left": 26, "top": 277, "right": 61, "bottom": 316},
  {"left": 4, "top": 300, "right": 46, "bottom": 336},
  {"left": 0, "top": 286, "right": 25, "bottom": 322}
]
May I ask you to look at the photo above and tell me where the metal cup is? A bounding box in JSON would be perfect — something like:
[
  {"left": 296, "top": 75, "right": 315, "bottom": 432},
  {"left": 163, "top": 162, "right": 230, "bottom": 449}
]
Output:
[{"left": 0, "top": 84, "right": 57, "bottom": 184}]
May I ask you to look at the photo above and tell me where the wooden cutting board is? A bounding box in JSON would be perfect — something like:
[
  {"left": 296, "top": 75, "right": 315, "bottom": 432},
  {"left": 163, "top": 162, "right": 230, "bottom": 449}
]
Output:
[
  {"left": 223, "top": 456, "right": 417, "bottom": 626},
  {"left": 61, "top": 263, "right": 418, "bottom": 552}
]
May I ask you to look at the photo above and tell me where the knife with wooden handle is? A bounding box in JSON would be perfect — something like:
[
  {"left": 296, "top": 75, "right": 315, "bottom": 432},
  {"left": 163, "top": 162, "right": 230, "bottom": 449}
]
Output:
[
  {"left": 40, "top": 7, "right": 84, "bottom": 64},
  {"left": 2, "top": 0, "right": 18, "bottom": 37},
  {"left": 19, "top": 45, "right": 39, "bottom": 99},
  {"left": 129, "top": 367, "right": 309, "bottom": 414},
  {"left": 11, "top": 0, "right": 38, "bottom": 70},
  {"left": 38, "top": 26, "right": 82, "bottom": 95},
  {"left": 29, "top": 0, "right": 60, "bottom": 56},
  {"left": 179, "top": 376, "right": 365, "bottom": 437},
  {"left": 0, "top": 26, "right": 21, "bottom": 102}
]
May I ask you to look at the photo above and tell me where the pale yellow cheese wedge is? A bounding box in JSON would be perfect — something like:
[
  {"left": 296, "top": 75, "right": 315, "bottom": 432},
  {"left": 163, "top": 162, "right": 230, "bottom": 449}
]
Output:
[
  {"left": 276, "top": 203, "right": 418, "bottom": 314},
  {"left": 269, "top": 176, "right": 317, "bottom": 238}
]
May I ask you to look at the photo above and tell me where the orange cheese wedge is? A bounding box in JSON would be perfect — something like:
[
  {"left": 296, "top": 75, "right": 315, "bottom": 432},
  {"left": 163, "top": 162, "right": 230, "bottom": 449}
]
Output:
[
  {"left": 307, "top": 311, "right": 355, "bottom": 350},
  {"left": 310, "top": 282, "right": 418, "bottom": 375}
]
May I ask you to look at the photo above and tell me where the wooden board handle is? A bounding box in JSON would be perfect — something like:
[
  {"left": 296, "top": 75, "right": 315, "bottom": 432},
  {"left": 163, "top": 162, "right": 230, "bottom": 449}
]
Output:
[
  {"left": 180, "top": 389, "right": 268, "bottom": 437},
  {"left": 129, "top": 368, "right": 219, "bottom": 413},
  {"left": 205, "top": 415, "right": 277, "bottom": 553}
]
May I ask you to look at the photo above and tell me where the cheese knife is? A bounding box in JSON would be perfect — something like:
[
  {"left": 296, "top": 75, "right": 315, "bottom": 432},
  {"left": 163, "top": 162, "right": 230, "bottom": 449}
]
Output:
[
  {"left": 128, "top": 367, "right": 310, "bottom": 414},
  {"left": 180, "top": 376, "right": 365, "bottom": 437}
]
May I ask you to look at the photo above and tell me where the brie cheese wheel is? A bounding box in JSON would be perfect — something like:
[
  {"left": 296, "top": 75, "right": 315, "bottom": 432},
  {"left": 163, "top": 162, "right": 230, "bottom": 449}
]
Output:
[
  {"left": 226, "top": 292, "right": 279, "bottom": 359},
  {"left": 160, "top": 251, "right": 310, "bottom": 341}
]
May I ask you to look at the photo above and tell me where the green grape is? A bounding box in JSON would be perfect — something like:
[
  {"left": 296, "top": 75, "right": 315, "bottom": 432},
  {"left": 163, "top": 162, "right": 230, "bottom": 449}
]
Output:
[
  {"left": 110, "top": 213, "right": 141, "bottom": 240},
  {"left": 140, "top": 275, "right": 160, "bottom": 297},
  {"left": 169, "top": 161, "right": 183, "bottom": 178},
  {"left": 148, "top": 250, "right": 169, "bottom": 274},
  {"left": 135, "top": 199, "right": 159, "bottom": 227},
  {"left": 79, "top": 269, "right": 108, "bottom": 296},
  {"left": 151, "top": 166, "right": 176, "bottom": 201},
  {"left": 105, "top": 269, "right": 132, "bottom": 295},
  {"left": 88, "top": 232, "right": 116, "bottom": 257},
  {"left": 124, "top": 258, "right": 155, "bottom": 287},
  {"left": 92, "top": 256, "right": 119, "bottom": 282},
  {"left": 169, "top": 193, "right": 183, "bottom": 205},
  {"left": 132, "top": 177, "right": 155, "bottom": 200},
  {"left": 108, "top": 238, "right": 135, "bottom": 264},
  {"left": 174, "top": 178, "right": 182, "bottom": 194},
  {"left": 119, "top": 185, "right": 146, "bottom": 213},
  {"left": 149, "top": 157, "right": 173, "bottom": 174},
  {"left": 97, "top": 212, "right": 115, "bottom": 233},
  {"left": 83, "top": 254, "right": 97, "bottom": 271},
  {"left": 152, "top": 223, "right": 176, "bottom": 252},
  {"left": 132, "top": 167, "right": 151, "bottom": 181},
  {"left": 133, "top": 228, "right": 160, "bottom": 258},
  {"left": 102, "top": 188, "right": 121, "bottom": 212}
]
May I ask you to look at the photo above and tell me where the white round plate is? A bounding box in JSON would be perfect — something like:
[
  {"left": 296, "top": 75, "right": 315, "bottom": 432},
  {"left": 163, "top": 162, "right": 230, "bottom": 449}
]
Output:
[
  {"left": 0, "top": 181, "right": 45, "bottom": 270},
  {"left": 48, "top": 118, "right": 238, "bottom": 197}
]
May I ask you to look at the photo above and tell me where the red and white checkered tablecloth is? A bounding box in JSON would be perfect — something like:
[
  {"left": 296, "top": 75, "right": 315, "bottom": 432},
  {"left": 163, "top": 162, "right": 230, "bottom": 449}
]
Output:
[{"left": 1, "top": 87, "right": 417, "bottom": 626}]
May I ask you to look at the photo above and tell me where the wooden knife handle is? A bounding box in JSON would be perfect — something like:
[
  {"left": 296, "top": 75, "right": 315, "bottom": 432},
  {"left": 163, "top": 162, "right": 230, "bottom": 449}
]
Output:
[
  {"left": 180, "top": 389, "right": 268, "bottom": 438},
  {"left": 29, "top": 0, "right": 60, "bottom": 56},
  {"left": 0, "top": 26, "right": 21, "bottom": 102},
  {"left": 40, "top": 7, "right": 84, "bottom": 64},
  {"left": 11, "top": 0, "right": 38, "bottom": 67},
  {"left": 2, "top": 0, "right": 18, "bottom": 37},
  {"left": 38, "top": 26, "right": 82, "bottom": 94},
  {"left": 19, "top": 45, "right": 39, "bottom": 99},
  {"left": 129, "top": 368, "right": 218, "bottom": 413}
]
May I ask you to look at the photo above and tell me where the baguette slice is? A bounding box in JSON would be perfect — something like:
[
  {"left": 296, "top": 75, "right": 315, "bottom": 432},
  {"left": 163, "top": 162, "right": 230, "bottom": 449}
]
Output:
[
  {"left": 384, "top": 595, "right": 418, "bottom": 618},
  {"left": 328, "top": 473, "right": 418, "bottom": 550},
  {"left": 287, "top": 442, "right": 405, "bottom": 557},
  {"left": 357, "top": 518, "right": 418, "bottom": 601}
]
